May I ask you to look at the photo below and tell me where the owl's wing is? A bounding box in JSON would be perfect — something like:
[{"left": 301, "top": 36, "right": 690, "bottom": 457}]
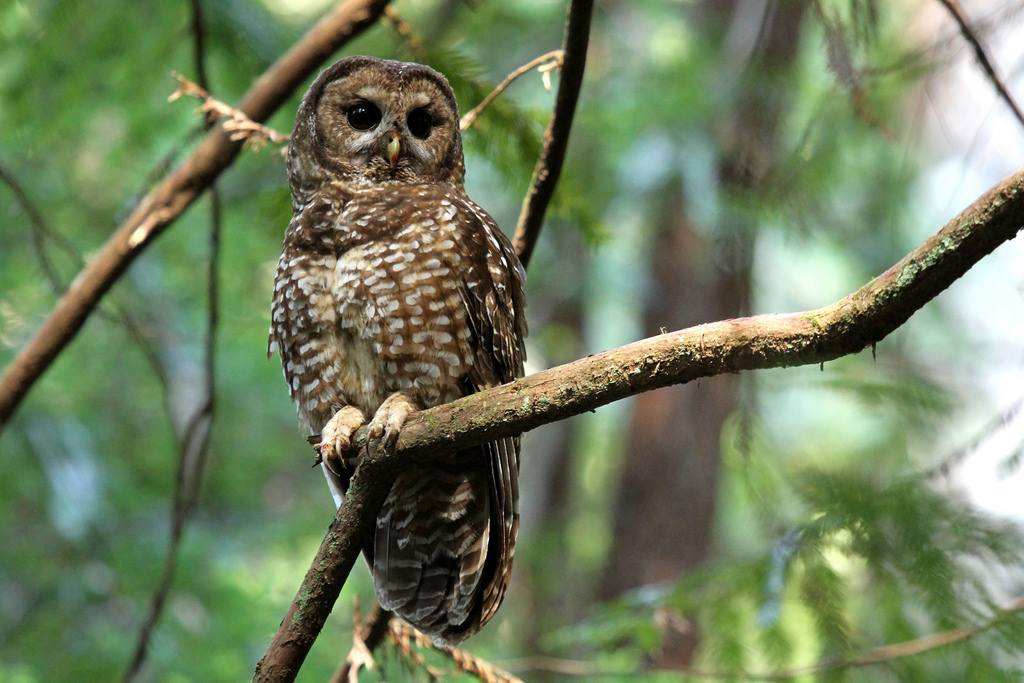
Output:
[
  {"left": 364, "top": 188, "right": 530, "bottom": 643},
  {"left": 457, "top": 201, "right": 528, "bottom": 388},
  {"left": 453, "top": 199, "right": 528, "bottom": 627}
]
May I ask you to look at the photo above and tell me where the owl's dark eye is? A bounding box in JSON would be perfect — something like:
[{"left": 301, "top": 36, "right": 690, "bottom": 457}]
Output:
[
  {"left": 346, "top": 102, "right": 381, "bottom": 131},
  {"left": 407, "top": 108, "right": 433, "bottom": 139}
]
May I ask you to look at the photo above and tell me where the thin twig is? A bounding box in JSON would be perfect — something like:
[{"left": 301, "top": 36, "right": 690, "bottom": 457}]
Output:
[
  {"left": 0, "top": 0, "right": 393, "bottom": 432},
  {"left": 0, "top": 159, "right": 76, "bottom": 293},
  {"left": 387, "top": 622, "right": 528, "bottom": 683},
  {"left": 936, "top": 0, "right": 1024, "bottom": 130},
  {"left": 121, "top": 195, "right": 221, "bottom": 682},
  {"left": 382, "top": 6, "right": 423, "bottom": 54},
  {"left": 387, "top": 620, "right": 443, "bottom": 680},
  {"left": 121, "top": 2, "right": 221, "bottom": 678},
  {"left": 437, "top": 636, "right": 524, "bottom": 683},
  {"left": 459, "top": 50, "right": 564, "bottom": 131},
  {"left": 511, "top": 0, "right": 593, "bottom": 268},
  {"left": 330, "top": 601, "right": 393, "bottom": 683},
  {"left": 922, "top": 392, "right": 1024, "bottom": 480},
  {"left": 170, "top": 73, "right": 290, "bottom": 151},
  {"left": 253, "top": 163, "right": 1024, "bottom": 680},
  {"left": 385, "top": 619, "right": 523, "bottom": 683}
]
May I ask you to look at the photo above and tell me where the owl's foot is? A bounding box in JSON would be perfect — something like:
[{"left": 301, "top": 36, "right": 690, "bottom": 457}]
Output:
[
  {"left": 367, "top": 391, "right": 418, "bottom": 455},
  {"left": 315, "top": 405, "right": 366, "bottom": 476}
]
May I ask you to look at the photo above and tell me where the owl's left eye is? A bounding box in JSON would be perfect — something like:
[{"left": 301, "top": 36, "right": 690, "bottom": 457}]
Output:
[
  {"left": 407, "top": 108, "right": 433, "bottom": 139},
  {"left": 347, "top": 102, "right": 381, "bottom": 131}
]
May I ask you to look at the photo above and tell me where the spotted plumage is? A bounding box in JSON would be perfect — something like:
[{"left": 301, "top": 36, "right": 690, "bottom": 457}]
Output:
[{"left": 268, "top": 56, "right": 526, "bottom": 644}]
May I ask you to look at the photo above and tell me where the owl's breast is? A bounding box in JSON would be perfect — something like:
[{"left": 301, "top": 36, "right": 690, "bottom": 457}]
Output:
[
  {"left": 274, "top": 184, "right": 500, "bottom": 431},
  {"left": 332, "top": 217, "right": 476, "bottom": 411}
]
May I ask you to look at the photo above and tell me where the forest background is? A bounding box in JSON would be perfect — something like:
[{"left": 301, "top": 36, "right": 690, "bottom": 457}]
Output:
[{"left": 3, "top": 0, "right": 1024, "bottom": 680}]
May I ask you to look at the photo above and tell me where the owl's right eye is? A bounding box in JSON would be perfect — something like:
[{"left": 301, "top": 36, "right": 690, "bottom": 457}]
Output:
[{"left": 346, "top": 102, "right": 382, "bottom": 131}]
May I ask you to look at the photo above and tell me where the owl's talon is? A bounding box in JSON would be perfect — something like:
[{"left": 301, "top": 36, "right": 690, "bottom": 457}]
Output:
[
  {"left": 367, "top": 392, "right": 418, "bottom": 456},
  {"left": 318, "top": 406, "right": 366, "bottom": 476}
]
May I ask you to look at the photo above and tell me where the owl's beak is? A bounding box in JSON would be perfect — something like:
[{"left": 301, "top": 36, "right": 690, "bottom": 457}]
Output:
[{"left": 386, "top": 133, "right": 401, "bottom": 168}]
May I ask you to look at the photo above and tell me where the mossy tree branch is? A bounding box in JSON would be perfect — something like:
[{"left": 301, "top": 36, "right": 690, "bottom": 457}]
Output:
[{"left": 252, "top": 164, "right": 1024, "bottom": 681}]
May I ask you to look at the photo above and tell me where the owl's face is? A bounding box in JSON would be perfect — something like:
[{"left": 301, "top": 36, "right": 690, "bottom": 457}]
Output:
[{"left": 288, "top": 56, "right": 465, "bottom": 203}]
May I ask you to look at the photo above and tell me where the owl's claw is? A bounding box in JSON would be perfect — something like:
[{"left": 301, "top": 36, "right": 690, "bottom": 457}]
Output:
[
  {"left": 367, "top": 392, "right": 418, "bottom": 456},
  {"left": 316, "top": 405, "right": 366, "bottom": 476}
]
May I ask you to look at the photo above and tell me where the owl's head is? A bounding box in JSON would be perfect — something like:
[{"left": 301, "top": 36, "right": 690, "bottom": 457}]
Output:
[{"left": 288, "top": 56, "right": 465, "bottom": 204}]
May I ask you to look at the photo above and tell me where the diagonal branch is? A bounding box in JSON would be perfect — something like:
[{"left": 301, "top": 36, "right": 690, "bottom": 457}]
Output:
[
  {"left": 0, "top": 158, "right": 173, "bottom": 400},
  {"left": 252, "top": 160, "right": 1024, "bottom": 679},
  {"left": 936, "top": 0, "right": 1024, "bottom": 130},
  {"left": 0, "top": 0, "right": 392, "bottom": 432},
  {"left": 388, "top": 172, "right": 1024, "bottom": 460},
  {"left": 0, "top": 159, "right": 75, "bottom": 293},
  {"left": 512, "top": 0, "right": 594, "bottom": 268}
]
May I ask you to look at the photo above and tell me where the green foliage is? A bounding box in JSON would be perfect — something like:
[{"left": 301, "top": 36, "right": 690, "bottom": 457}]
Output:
[
  {"left": 2, "top": 0, "right": 1023, "bottom": 681},
  {"left": 553, "top": 446, "right": 1024, "bottom": 680}
]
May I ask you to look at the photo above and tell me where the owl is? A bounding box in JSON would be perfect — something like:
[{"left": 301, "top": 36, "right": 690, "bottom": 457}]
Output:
[{"left": 268, "top": 56, "right": 527, "bottom": 645}]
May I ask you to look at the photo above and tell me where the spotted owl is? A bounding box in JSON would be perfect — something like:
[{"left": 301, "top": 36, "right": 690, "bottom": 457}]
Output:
[{"left": 268, "top": 56, "right": 527, "bottom": 644}]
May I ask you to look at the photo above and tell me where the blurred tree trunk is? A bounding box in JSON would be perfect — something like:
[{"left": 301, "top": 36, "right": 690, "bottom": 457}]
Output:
[
  {"left": 597, "top": 187, "right": 744, "bottom": 669},
  {"left": 598, "top": 0, "right": 806, "bottom": 668},
  {"left": 515, "top": 230, "right": 590, "bottom": 663}
]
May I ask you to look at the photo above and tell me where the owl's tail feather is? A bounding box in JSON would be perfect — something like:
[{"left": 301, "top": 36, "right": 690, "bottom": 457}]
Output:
[{"left": 373, "top": 437, "right": 519, "bottom": 645}]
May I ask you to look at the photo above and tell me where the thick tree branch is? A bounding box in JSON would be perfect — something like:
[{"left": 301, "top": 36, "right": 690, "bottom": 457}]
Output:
[
  {"left": 390, "top": 172, "right": 1024, "bottom": 458},
  {"left": 253, "top": 161, "right": 1024, "bottom": 679},
  {"left": 252, "top": 449, "right": 395, "bottom": 682},
  {"left": 0, "top": 0, "right": 391, "bottom": 432},
  {"left": 512, "top": 0, "right": 593, "bottom": 268}
]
